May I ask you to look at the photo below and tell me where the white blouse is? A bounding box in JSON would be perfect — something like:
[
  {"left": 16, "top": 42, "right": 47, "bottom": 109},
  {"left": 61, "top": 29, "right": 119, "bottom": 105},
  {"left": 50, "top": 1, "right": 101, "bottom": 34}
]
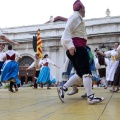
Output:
[{"left": 40, "top": 58, "right": 55, "bottom": 66}]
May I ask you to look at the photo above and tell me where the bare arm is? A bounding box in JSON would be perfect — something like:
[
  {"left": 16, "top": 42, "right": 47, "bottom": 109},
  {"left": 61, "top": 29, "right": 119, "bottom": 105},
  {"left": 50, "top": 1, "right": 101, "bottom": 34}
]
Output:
[
  {"left": 0, "top": 35, "right": 19, "bottom": 46},
  {"left": 96, "top": 51, "right": 106, "bottom": 57}
]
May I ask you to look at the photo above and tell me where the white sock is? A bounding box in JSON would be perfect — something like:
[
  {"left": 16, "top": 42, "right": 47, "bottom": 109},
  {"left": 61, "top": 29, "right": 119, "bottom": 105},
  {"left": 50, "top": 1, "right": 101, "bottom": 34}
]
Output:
[
  {"left": 82, "top": 76, "right": 93, "bottom": 97},
  {"left": 63, "top": 74, "right": 79, "bottom": 89}
]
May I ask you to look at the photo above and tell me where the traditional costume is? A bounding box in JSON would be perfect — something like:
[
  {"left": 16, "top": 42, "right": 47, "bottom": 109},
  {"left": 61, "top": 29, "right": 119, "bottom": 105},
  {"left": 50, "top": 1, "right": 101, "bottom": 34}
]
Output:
[
  {"left": 111, "top": 45, "right": 120, "bottom": 91},
  {"left": 105, "top": 49, "right": 119, "bottom": 83},
  {"left": 27, "top": 56, "right": 41, "bottom": 88},
  {"left": 1, "top": 48, "right": 21, "bottom": 92},
  {"left": 57, "top": 0, "right": 104, "bottom": 103},
  {"left": 36, "top": 57, "right": 56, "bottom": 89}
]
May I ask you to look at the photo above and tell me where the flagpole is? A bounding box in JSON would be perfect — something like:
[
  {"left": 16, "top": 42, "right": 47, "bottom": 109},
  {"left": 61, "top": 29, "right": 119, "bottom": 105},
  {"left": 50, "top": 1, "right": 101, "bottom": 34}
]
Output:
[{"left": 37, "top": 29, "right": 43, "bottom": 59}]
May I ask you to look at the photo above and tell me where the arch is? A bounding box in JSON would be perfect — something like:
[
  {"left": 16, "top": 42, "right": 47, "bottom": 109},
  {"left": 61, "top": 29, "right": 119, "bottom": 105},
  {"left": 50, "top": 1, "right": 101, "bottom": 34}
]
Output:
[{"left": 18, "top": 54, "right": 34, "bottom": 66}]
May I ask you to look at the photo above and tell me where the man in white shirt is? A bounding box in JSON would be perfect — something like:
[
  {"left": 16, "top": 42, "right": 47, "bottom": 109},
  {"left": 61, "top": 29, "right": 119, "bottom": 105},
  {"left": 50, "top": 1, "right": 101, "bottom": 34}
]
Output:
[
  {"left": 57, "top": 0, "right": 104, "bottom": 104},
  {"left": 27, "top": 54, "right": 41, "bottom": 88}
]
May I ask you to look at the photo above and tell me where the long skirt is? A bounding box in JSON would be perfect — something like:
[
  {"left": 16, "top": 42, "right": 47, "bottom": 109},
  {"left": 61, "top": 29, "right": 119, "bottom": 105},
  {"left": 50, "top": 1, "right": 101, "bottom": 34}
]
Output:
[
  {"left": 50, "top": 74, "right": 56, "bottom": 85},
  {"left": 113, "top": 60, "right": 120, "bottom": 86},
  {"left": 1, "top": 61, "right": 21, "bottom": 85},
  {"left": 36, "top": 66, "right": 50, "bottom": 84}
]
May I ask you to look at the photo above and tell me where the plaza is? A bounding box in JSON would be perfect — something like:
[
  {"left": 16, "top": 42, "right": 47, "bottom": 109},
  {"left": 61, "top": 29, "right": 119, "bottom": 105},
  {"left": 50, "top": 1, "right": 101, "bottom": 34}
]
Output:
[{"left": 0, "top": 87, "right": 119, "bottom": 120}]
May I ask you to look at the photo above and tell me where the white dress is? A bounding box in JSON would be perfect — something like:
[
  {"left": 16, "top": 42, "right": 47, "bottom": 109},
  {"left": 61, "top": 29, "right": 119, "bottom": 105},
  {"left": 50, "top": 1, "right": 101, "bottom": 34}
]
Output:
[{"left": 105, "top": 49, "right": 120, "bottom": 81}]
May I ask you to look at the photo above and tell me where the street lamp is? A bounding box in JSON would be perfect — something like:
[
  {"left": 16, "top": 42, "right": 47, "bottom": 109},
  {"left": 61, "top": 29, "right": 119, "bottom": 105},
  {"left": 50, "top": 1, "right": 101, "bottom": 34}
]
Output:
[
  {"left": 101, "top": 44, "right": 106, "bottom": 52},
  {"left": 94, "top": 48, "right": 99, "bottom": 52}
]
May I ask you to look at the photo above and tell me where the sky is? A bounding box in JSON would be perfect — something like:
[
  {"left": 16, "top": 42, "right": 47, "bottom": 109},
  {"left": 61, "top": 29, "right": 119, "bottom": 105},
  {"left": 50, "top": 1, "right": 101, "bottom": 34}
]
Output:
[{"left": 0, "top": 0, "right": 120, "bottom": 28}]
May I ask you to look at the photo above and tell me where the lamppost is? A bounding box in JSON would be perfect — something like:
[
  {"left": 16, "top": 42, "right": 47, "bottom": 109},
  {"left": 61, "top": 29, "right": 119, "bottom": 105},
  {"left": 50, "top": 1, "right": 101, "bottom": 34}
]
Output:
[{"left": 101, "top": 44, "right": 106, "bottom": 53}]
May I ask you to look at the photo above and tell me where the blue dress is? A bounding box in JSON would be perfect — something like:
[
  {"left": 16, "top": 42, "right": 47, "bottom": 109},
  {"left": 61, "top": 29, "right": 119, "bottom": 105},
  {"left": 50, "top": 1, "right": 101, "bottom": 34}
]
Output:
[
  {"left": 36, "top": 66, "right": 50, "bottom": 84},
  {"left": 1, "top": 50, "right": 21, "bottom": 85},
  {"left": 36, "top": 58, "right": 55, "bottom": 85}
]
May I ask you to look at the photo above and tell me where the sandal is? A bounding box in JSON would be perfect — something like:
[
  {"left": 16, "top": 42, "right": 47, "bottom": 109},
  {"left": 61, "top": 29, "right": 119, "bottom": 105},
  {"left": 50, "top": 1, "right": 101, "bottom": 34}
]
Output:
[
  {"left": 110, "top": 89, "right": 116, "bottom": 92},
  {"left": 88, "top": 94, "right": 104, "bottom": 104}
]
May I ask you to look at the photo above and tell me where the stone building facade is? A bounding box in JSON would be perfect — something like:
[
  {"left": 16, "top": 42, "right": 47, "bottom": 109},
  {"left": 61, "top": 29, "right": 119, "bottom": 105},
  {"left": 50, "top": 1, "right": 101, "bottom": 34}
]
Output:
[{"left": 1, "top": 15, "right": 120, "bottom": 82}]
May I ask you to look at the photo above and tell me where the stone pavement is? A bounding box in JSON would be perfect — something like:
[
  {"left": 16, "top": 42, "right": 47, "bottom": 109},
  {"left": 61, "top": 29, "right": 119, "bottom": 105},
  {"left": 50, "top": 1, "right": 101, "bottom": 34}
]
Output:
[{"left": 0, "top": 87, "right": 120, "bottom": 120}]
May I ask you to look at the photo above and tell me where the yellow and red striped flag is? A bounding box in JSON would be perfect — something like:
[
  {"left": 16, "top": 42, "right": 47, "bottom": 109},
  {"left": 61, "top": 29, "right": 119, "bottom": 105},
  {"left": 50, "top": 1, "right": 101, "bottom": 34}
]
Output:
[{"left": 37, "top": 29, "right": 42, "bottom": 59}]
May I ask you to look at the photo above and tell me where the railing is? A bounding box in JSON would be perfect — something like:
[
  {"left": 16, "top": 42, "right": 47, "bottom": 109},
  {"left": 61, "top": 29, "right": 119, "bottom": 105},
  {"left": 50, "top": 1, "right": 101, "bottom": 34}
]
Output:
[{"left": 19, "top": 66, "right": 36, "bottom": 84}]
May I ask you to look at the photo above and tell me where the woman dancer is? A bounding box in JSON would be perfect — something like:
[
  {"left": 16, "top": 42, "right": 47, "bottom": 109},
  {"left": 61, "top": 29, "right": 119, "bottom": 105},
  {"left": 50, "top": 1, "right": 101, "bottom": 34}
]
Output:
[
  {"left": 1, "top": 44, "right": 21, "bottom": 92},
  {"left": 36, "top": 54, "right": 59, "bottom": 89}
]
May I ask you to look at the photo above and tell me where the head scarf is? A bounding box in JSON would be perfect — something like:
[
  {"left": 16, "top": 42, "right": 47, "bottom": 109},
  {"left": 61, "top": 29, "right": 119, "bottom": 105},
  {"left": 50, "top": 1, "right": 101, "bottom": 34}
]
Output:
[{"left": 73, "top": 0, "right": 85, "bottom": 11}]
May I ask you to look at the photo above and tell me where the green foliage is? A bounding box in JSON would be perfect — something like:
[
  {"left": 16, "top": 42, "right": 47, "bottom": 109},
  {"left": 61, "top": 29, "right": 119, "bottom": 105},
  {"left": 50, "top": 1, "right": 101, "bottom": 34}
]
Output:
[{"left": 4, "top": 84, "right": 10, "bottom": 89}]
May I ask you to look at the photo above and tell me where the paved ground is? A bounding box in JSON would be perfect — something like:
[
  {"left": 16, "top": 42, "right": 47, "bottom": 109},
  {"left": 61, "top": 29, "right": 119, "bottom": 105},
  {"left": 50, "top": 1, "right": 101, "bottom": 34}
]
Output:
[{"left": 0, "top": 87, "right": 120, "bottom": 120}]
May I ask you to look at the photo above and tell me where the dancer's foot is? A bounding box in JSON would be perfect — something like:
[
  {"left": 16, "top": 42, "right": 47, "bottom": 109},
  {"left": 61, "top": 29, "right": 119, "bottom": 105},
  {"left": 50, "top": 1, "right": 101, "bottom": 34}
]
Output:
[
  {"left": 9, "top": 88, "right": 14, "bottom": 93},
  {"left": 110, "top": 89, "right": 116, "bottom": 92},
  {"left": 81, "top": 93, "right": 87, "bottom": 98},
  {"left": 57, "top": 86, "right": 68, "bottom": 103},
  {"left": 15, "top": 88, "right": 18, "bottom": 91},
  {"left": 57, "top": 87, "right": 65, "bottom": 103},
  {"left": 88, "top": 94, "right": 104, "bottom": 104},
  {"left": 40, "top": 83, "right": 43, "bottom": 88},
  {"left": 104, "top": 85, "right": 107, "bottom": 89},
  {"left": 47, "top": 87, "right": 51, "bottom": 89},
  {"left": 67, "top": 88, "right": 78, "bottom": 95}
]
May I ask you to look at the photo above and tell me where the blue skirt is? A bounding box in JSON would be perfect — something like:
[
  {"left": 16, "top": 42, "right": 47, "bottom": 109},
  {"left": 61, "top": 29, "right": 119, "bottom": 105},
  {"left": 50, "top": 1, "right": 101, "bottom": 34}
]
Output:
[
  {"left": 50, "top": 74, "right": 56, "bottom": 85},
  {"left": 1, "top": 61, "right": 21, "bottom": 85},
  {"left": 36, "top": 66, "right": 50, "bottom": 84}
]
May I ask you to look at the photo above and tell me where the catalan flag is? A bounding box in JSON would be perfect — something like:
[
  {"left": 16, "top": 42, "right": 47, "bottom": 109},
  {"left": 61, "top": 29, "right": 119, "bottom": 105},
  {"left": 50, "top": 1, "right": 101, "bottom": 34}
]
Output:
[{"left": 37, "top": 29, "right": 42, "bottom": 59}]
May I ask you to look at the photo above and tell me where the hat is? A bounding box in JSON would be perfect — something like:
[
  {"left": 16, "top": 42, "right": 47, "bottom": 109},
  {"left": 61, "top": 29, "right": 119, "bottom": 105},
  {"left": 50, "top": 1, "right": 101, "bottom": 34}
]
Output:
[{"left": 73, "top": 0, "right": 85, "bottom": 11}]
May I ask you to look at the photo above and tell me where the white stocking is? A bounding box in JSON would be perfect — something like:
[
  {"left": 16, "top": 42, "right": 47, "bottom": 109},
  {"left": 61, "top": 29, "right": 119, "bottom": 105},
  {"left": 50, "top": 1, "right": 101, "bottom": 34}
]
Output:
[
  {"left": 63, "top": 74, "right": 80, "bottom": 89},
  {"left": 82, "top": 75, "right": 93, "bottom": 97}
]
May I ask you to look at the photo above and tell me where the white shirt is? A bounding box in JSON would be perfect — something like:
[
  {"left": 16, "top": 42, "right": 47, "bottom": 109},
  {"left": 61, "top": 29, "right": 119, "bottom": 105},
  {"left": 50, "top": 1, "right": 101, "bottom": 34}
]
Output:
[
  {"left": 61, "top": 11, "right": 87, "bottom": 49},
  {"left": 105, "top": 49, "right": 117, "bottom": 57},
  {"left": 40, "top": 58, "right": 55, "bottom": 66},
  {"left": 27, "top": 60, "right": 41, "bottom": 71}
]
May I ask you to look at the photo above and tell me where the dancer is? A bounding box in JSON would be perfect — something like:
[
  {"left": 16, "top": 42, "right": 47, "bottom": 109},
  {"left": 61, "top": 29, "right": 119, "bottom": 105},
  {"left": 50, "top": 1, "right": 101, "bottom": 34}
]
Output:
[
  {"left": 0, "top": 43, "right": 5, "bottom": 87},
  {"left": 27, "top": 53, "right": 42, "bottom": 89},
  {"left": 1, "top": 44, "right": 21, "bottom": 92},
  {"left": 96, "top": 42, "right": 120, "bottom": 92},
  {"left": 112, "top": 45, "right": 120, "bottom": 92},
  {"left": 57, "top": 0, "right": 104, "bottom": 104},
  {"left": 0, "top": 31, "right": 19, "bottom": 88},
  {"left": 36, "top": 54, "right": 59, "bottom": 89}
]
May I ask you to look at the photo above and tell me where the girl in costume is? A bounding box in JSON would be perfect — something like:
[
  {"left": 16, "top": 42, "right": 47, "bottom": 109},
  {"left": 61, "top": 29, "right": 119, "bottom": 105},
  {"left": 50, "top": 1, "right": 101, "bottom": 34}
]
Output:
[
  {"left": 1, "top": 44, "right": 21, "bottom": 92},
  {"left": 36, "top": 54, "right": 59, "bottom": 89}
]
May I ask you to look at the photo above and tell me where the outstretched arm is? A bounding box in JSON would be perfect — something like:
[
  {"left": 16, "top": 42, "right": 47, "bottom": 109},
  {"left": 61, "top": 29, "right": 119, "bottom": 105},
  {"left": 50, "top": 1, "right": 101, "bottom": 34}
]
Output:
[
  {"left": 54, "top": 64, "right": 60, "bottom": 69},
  {"left": 0, "top": 35, "right": 19, "bottom": 46},
  {"left": 96, "top": 51, "right": 106, "bottom": 57}
]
